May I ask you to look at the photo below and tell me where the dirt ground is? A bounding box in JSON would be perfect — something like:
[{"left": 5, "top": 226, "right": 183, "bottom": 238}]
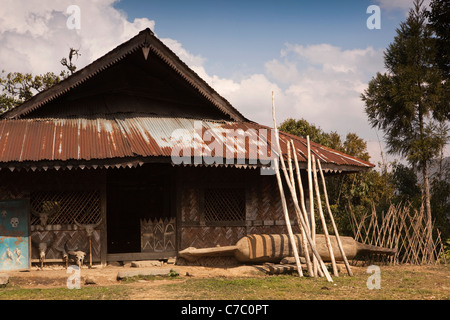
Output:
[{"left": 3, "top": 262, "right": 267, "bottom": 289}]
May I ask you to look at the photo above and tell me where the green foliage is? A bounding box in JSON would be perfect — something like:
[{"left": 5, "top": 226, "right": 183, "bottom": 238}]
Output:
[
  {"left": 426, "top": 0, "right": 450, "bottom": 79},
  {"left": 278, "top": 118, "right": 369, "bottom": 162},
  {"left": 440, "top": 239, "right": 450, "bottom": 263},
  {"left": 168, "top": 269, "right": 180, "bottom": 278},
  {"left": 430, "top": 160, "right": 450, "bottom": 240},
  {"left": 391, "top": 162, "right": 422, "bottom": 206},
  {"left": 278, "top": 118, "right": 332, "bottom": 148},
  {"left": 0, "top": 70, "right": 67, "bottom": 113}
]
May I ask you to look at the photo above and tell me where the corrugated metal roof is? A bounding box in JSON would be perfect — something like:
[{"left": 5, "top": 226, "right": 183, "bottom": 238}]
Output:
[{"left": 0, "top": 115, "right": 374, "bottom": 171}]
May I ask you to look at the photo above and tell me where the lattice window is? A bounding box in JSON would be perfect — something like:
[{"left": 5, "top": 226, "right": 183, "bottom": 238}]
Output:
[
  {"left": 204, "top": 188, "right": 246, "bottom": 222},
  {"left": 30, "top": 190, "right": 101, "bottom": 225}
]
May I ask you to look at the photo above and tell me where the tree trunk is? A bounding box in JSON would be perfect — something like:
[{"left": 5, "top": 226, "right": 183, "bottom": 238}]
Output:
[{"left": 422, "top": 163, "right": 434, "bottom": 263}]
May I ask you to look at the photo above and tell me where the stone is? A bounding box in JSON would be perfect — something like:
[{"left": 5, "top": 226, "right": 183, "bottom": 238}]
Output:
[
  {"left": 116, "top": 268, "right": 178, "bottom": 280},
  {"left": 122, "top": 261, "right": 132, "bottom": 268},
  {"left": 0, "top": 274, "right": 9, "bottom": 288},
  {"left": 280, "top": 256, "right": 306, "bottom": 264},
  {"left": 131, "top": 260, "right": 162, "bottom": 268},
  {"left": 107, "top": 261, "right": 122, "bottom": 267}
]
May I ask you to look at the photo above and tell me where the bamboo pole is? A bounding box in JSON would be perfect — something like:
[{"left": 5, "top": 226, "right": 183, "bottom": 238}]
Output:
[
  {"left": 286, "top": 142, "right": 305, "bottom": 276},
  {"left": 317, "top": 158, "right": 353, "bottom": 276},
  {"left": 287, "top": 142, "right": 313, "bottom": 276},
  {"left": 290, "top": 140, "right": 314, "bottom": 276},
  {"left": 271, "top": 93, "right": 303, "bottom": 277},
  {"left": 311, "top": 155, "right": 338, "bottom": 276},
  {"left": 271, "top": 92, "right": 332, "bottom": 282},
  {"left": 306, "top": 136, "right": 318, "bottom": 276}
]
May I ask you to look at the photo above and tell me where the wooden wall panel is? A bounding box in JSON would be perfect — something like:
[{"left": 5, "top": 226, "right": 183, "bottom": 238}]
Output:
[
  {"left": 30, "top": 229, "right": 101, "bottom": 262},
  {"left": 180, "top": 226, "right": 246, "bottom": 249}
]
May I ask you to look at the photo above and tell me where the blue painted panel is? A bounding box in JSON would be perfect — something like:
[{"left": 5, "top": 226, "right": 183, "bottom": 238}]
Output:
[{"left": 0, "top": 200, "right": 30, "bottom": 271}]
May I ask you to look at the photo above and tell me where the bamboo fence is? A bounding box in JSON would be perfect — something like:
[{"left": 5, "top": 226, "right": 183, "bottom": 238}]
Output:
[{"left": 349, "top": 203, "right": 446, "bottom": 265}]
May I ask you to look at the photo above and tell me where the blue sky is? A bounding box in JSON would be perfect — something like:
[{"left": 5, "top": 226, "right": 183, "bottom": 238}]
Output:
[{"left": 113, "top": 0, "right": 406, "bottom": 78}]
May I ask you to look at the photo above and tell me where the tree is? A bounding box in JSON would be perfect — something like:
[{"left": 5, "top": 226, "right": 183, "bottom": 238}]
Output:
[
  {"left": 426, "top": 0, "right": 450, "bottom": 79},
  {"left": 0, "top": 48, "right": 80, "bottom": 114},
  {"left": 361, "top": 0, "right": 449, "bottom": 259},
  {"left": 0, "top": 71, "right": 66, "bottom": 114},
  {"left": 391, "top": 162, "right": 422, "bottom": 206},
  {"left": 278, "top": 118, "right": 332, "bottom": 148},
  {"left": 60, "top": 48, "right": 81, "bottom": 75}
]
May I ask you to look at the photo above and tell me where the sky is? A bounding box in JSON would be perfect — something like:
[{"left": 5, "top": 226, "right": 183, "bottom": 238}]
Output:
[{"left": 0, "top": 0, "right": 446, "bottom": 168}]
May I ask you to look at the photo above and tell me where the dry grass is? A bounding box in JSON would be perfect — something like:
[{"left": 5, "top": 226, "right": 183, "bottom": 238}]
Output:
[{"left": 1, "top": 264, "right": 448, "bottom": 300}]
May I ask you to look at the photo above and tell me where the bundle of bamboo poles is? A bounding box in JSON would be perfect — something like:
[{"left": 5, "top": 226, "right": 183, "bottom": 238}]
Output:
[
  {"left": 349, "top": 203, "right": 446, "bottom": 265},
  {"left": 271, "top": 92, "right": 353, "bottom": 281}
]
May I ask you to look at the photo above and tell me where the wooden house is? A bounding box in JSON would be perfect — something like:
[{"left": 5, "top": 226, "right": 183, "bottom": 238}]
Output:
[{"left": 0, "top": 29, "right": 373, "bottom": 269}]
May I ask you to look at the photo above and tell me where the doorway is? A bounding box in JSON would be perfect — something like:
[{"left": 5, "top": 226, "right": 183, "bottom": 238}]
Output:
[{"left": 106, "top": 165, "right": 173, "bottom": 255}]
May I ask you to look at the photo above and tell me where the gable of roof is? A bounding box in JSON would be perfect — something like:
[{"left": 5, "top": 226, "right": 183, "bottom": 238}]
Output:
[{"left": 0, "top": 29, "right": 248, "bottom": 122}]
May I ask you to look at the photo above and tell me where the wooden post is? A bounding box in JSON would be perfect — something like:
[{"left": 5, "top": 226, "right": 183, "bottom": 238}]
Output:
[
  {"left": 317, "top": 158, "right": 353, "bottom": 276},
  {"left": 312, "top": 155, "right": 339, "bottom": 277},
  {"left": 306, "top": 136, "right": 318, "bottom": 276},
  {"left": 290, "top": 140, "right": 314, "bottom": 276},
  {"left": 89, "top": 237, "right": 93, "bottom": 268},
  {"left": 272, "top": 92, "right": 332, "bottom": 282},
  {"left": 100, "top": 183, "right": 107, "bottom": 267},
  {"left": 272, "top": 92, "right": 303, "bottom": 277}
]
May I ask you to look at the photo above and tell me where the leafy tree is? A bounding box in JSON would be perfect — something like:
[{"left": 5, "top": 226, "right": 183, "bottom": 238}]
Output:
[
  {"left": 0, "top": 71, "right": 67, "bottom": 113},
  {"left": 361, "top": 0, "right": 449, "bottom": 257},
  {"left": 278, "top": 118, "right": 332, "bottom": 147},
  {"left": 391, "top": 162, "right": 422, "bottom": 206},
  {"left": 343, "top": 133, "right": 370, "bottom": 162},
  {"left": 0, "top": 48, "right": 80, "bottom": 114}
]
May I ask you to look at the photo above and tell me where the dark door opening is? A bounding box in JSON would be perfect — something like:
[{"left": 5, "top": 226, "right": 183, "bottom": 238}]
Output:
[{"left": 106, "top": 165, "right": 172, "bottom": 254}]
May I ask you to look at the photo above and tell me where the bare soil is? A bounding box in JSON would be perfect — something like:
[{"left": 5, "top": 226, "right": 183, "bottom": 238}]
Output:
[{"left": 4, "top": 262, "right": 264, "bottom": 289}]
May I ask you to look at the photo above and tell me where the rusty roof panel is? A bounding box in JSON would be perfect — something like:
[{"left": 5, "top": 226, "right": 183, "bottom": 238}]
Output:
[{"left": 0, "top": 116, "right": 374, "bottom": 171}]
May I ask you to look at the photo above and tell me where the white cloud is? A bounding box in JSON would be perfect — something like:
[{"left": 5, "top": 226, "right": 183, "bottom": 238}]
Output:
[
  {"left": 0, "top": 0, "right": 155, "bottom": 74},
  {"left": 163, "top": 40, "right": 391, "bottom": 164}
]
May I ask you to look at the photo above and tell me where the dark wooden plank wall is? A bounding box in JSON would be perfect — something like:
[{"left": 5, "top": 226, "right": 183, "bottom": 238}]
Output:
[
  {"left": 179, "top": 166, "right": 300, "bottom": 249},
  {"left": 0, "top": 169, "right": 106, "bottom": 264}
]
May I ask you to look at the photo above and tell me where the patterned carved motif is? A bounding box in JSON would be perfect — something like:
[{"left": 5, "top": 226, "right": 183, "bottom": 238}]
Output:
[
  {"left": 182, "top": 189, "right": 199, "bottom": 222},
  {"left": 141, "top": 218, "right": 176, "bottom": 252}
]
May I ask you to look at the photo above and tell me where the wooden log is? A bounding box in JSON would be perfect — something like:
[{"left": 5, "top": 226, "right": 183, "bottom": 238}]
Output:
[{"left": 178, "top": 233, "right": 396, "bottom": 263}]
